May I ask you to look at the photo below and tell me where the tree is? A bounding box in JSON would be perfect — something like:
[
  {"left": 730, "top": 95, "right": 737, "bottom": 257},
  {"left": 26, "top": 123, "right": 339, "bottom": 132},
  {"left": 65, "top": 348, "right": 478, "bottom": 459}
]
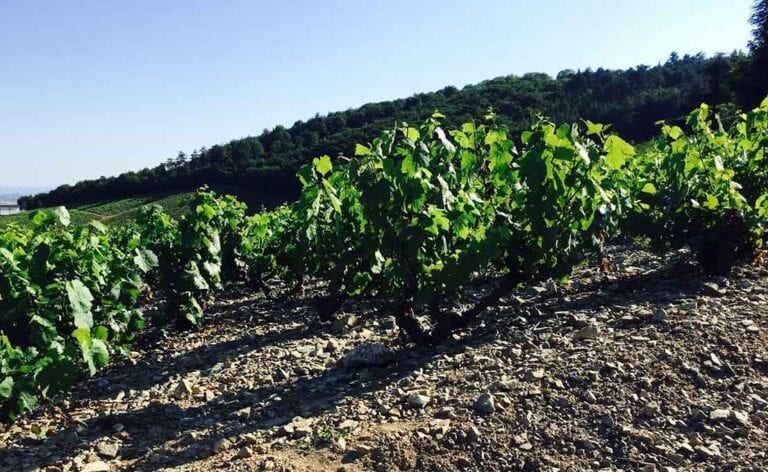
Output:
[
  {"left": 737, "top": 1, "right": 768, "bottom": 107},
  {"left": 175, "top": 151, "right": 188, "bottom": 168},
  {"left": 750, "top": 0, "right": 768, "bottom": 53}
]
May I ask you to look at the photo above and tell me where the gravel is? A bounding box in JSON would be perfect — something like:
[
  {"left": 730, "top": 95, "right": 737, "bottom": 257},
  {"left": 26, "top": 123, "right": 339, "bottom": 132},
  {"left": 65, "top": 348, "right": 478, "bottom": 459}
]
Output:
[{"left": 1, "top": 245, "right": 767, "bottom": 471}]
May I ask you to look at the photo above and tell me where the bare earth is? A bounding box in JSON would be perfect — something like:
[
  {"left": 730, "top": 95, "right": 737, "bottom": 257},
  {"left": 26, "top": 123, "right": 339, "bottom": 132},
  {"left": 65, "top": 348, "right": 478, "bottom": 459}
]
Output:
[{"left": 1, "top": 245, "right": 767, "bottom": 472}]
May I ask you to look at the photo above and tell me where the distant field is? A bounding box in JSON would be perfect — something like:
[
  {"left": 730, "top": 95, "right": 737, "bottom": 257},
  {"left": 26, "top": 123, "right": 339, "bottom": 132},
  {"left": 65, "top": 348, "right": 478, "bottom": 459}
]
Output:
[
  {"left": 0, "top": 185, "right": 289, "bottom": 229},
  {"left": 0, "top": 192, "right": 194, "bottom": 229}
]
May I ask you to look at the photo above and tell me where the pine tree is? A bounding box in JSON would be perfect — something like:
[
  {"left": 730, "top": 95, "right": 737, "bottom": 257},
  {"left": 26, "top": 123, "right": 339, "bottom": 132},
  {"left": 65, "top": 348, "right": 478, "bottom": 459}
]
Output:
[{"left": 749, "top": 0, "right": 768, "bottom": 53}]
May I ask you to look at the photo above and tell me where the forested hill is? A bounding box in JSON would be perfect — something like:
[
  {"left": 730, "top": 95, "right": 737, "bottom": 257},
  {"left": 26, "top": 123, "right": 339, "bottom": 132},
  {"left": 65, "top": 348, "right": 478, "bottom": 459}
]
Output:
[{"left": 20, "top": 52, "right": 763, "bottom": 210}]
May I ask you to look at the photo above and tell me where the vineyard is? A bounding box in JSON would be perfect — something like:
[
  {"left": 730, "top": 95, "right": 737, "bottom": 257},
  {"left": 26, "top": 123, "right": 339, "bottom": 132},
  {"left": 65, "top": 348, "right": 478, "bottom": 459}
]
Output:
[{"left": 1, "top": 97, "right": 768, "bottom": 432}]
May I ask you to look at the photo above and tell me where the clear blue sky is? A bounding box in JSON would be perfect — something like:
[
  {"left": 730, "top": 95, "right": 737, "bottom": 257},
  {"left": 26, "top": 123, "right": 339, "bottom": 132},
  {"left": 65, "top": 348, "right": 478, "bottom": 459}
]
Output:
[{"left": 0, "top": 0, "right": 754, "bottom": 188}]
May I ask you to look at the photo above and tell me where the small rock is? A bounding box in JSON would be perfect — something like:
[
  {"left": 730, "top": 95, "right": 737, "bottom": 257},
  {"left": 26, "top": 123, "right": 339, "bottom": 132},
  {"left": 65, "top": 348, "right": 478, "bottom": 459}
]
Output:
[
  {"left": 82, "top": 462, "right": 110, "bottom": 472},
  {"left": 489, "top": 380, "right": 514, "bottom": 391},
  {"left": 332, "top": 315, "right": 358, "bottom": 332},
  {"left": 341, "top": 343, "right": 395, "bottom": 369},
  {"left": 567, "top": 314, "right": 590, "bottom": 329},
  {"left": 474, "top": 393, "right": 496, "bottom": 415},
  {"left": 731, "top": 409, "right": 750, "bottom": 427},
  {"left": 573, "top": 324, "right": 600, "bottom": 340},
  {"left": 525, "top": 369, "right": 545, "bottom": 381},
  {"left": 354, "top": 444, "right": 372, "bottom": 456},
  {"left": 335, "top": 437, "right": 347, "bottom": 451},
  {"left": 600, "top": 414, "right": 614, "bottom": 427},
  {"left": 709, "top": 409, "right": 731, "bottom": 422},
  {"left": 643, "top": 402, "right": 661, "bottom": 417},
  {"left": 512, "top": 433, "right": 528, "bottom": 447},
  {"left": 212, "top": 438, "right": 233, "bottom": 453},
  {"left": 652, "top": 307, "right": 667, "bottom": 323},
  {"left": 324, "top": 339, "right": 342, "bottom": 353},
  {"left": 466, "top": 426, "right": 481, "bottom": 443},
  {"left": 429, "top": 419, "right": 451, "bottom": 437},
  {"left": 575, "top": 438, "right": 597, "bottom": 451},
  {"left": 173, "top": 379, "right": 194, "bottom": 400},
  {"left": 96, "top": 442, "right": 119, "bottom": 459},
  {"left": 701, "top": 282, "right": 726, "bottom": 297},
  {"left": 407, "top": 393, "right": 431, "bottom": 409},
  {"left": 275, "top": 368, "right": 291, "bottom": 381},
  {"left": 338, "top": 419, "right": 359, "bottom": 431},
  {"left": 293, "top": 425, "right": 312, "bottom": 439},
  {"left": 694, "top": 445, "right": 720, "bottom": 458},
  {"left": 237, "top": 446, "right": 253, "bottom": 459},
  {"left": 678, "top": 442, "right": 695, "bottom": 455},
  {"left": 379, "top": 317, "right": 397, "bottom": 331}
]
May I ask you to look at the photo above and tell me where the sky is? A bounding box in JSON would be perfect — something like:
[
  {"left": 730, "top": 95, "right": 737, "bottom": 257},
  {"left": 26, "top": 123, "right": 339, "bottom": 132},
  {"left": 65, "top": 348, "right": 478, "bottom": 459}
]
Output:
[{"left": 0, "top": 0, "right": 755, "bottom": 189}]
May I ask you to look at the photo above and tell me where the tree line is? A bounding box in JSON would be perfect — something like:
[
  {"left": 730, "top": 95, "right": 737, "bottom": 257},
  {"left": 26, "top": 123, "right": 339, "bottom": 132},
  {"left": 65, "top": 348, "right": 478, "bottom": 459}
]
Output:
[{"left": 19, "top": 1, "right": 768, "bottom": 210}]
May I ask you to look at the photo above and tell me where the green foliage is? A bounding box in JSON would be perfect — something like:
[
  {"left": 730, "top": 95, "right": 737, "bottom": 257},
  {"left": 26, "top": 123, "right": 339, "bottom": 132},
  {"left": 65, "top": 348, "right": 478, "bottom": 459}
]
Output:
[
  {"left": 3, "top": 98, "right": 768, "bottom": 422},
  {"left": 624, "top": 98, "right": 768, "bottom": 274},
  {"left": 288, "top": 112, "right": 632, "bottom": 340},
  {"left": 0, "top": 208, "right": 155, "bottom": 420}
]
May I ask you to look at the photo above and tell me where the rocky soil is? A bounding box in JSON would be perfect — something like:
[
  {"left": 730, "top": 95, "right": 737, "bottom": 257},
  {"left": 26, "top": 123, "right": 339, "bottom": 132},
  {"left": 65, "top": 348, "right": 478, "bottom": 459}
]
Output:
[{"left": 1, "top": 245, "right": 767, "bottom": 472}]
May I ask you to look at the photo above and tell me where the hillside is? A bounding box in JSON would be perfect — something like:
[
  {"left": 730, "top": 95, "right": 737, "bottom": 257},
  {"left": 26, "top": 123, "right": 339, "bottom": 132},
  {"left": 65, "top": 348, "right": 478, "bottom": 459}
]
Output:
[
  {"left": 1, "top": 185, "right": 288, "bottom": 229},
  {"left": 20, "top": 52, "right": 759, "bottom": 210},
  {"left": 0, "top": 193, "right": 193, "bottom": 229},
  {"left": 1, "top": 245, "right": 766, "bottom": 471}
]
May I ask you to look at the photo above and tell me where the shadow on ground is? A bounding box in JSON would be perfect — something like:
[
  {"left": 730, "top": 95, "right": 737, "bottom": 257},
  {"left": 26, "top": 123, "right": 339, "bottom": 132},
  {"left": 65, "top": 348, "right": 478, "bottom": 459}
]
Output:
[{"left": 1, "top": 252, "right": 716, "bottom": 471}]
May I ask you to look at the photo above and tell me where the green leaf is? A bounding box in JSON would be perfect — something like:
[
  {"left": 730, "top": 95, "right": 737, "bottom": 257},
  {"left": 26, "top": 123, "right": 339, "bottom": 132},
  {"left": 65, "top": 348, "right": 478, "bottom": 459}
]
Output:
[
  {"left": 349, "top": 272, "right": 373, "bottom": 295},
  {"left": 133, "top": 249, "right": 159, "bottom": 273},
  {"left": 0, "top": 377, "right": 13, "bottom": 399},
  {"left": 73, "top": 327, "right": 97, "bottom": 376},
  {"left": 322, "top": 181, "right": 343, "bottom": 213},
  {"left": 92, "top": 325, "right": 109, "bottom": 341},
  {"left": 89, "top": 220, "right": 107, "bottom": 233},
  {"left": 704, "top": 194, "right": 719, "bottom": 209},
  {"left": 585, "top": 120, "right": 604, "bottom": 136},
  {"left": 426, "top": 208, "right": 450, "bottom": 235},
  {"left": 17, "top": 391, "right": 38, "bottom": 414},
  {"left": 401, "top": 155, "right": 417, "bottom": 176},
  {"left": 91, "top": 339, "right": 110, "bottom": 367},
  {"left": 604, "top": 135, "right": 634, "bottom": 170},
  {"left": 66, "top": 280, "right": 94, "bottom": 329},
  {"left": 0, "top": 247, "right": 14, "bottom": 263},
  {"left": 186, "top": 263, "right": 210, "bottom": 290},
  {"left": 460, "top": 150, "right": 477, "bottom": 172},
  {"left": 666, "top": 125, "right": 683, "bottom": 140},
  {"left": 354, "top": 144, "right": 372, "bottom": 156},
  {"left": 297, "top": 163, "right": 314, "bottom": 187},
  {"left": 314, "top": 155, "right": 333, "bottom": 176},
  {"left": 72, "top": 327, "right": 91, "bottom": 345},
  {"left": 181, "top": 295, "right": 203, "bottom": 325},
  {"left": 484, "top": 130, "right": 504, "bottom": 145},
  {"left": 198, "top": 204, "right": 216, "bottom": 219},
  {"left": 202, "top": 260, "right": 221, "bottom": 279},
  {"left": 640, "top": 183, "right": 658, "bottom": 195},
  {"left": 52, "top": 207, "right": 71, "bottom": 227},
  {"left": 405, "top": 127, "right": 420, "bottom": 142}
]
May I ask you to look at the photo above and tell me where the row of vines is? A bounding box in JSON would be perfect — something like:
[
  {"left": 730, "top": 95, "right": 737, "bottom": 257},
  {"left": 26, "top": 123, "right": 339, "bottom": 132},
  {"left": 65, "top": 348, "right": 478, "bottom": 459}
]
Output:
[{"left": 1, "top": 98, "right": 767, "bottom": 421}]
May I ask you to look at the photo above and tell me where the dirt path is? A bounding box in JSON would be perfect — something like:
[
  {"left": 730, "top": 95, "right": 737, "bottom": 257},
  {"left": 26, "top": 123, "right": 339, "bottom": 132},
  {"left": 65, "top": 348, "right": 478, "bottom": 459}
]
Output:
[{"left": 1, "top": 246, "right": 767, "bottom": 471}]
